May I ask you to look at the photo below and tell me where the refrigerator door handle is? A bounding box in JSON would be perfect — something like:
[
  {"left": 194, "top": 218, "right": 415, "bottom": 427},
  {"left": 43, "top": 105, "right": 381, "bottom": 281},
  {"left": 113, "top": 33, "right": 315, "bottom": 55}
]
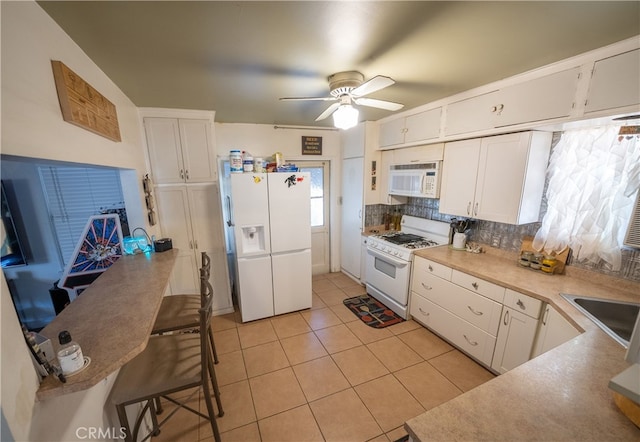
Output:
[{"left": 226, "top": 195, "right": 234, "bottom": 227}]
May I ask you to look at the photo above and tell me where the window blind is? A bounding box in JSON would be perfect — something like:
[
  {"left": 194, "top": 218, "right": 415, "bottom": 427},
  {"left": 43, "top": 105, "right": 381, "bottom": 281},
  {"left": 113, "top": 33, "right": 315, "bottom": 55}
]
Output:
[{"left": 39, "top": 166, "right": 125, "bottom": 266}]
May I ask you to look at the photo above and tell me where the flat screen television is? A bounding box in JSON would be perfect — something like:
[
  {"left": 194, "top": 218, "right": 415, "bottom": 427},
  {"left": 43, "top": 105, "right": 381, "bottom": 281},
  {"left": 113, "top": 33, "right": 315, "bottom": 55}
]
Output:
[{"left": 1, "top": 180, "right": 27, "bottom": 267}]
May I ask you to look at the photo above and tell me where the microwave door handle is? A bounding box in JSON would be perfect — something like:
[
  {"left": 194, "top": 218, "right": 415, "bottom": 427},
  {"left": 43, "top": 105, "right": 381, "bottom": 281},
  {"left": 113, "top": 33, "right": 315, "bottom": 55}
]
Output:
[{"left": 421, "top": 173, "right": 426, "bottom": 194}]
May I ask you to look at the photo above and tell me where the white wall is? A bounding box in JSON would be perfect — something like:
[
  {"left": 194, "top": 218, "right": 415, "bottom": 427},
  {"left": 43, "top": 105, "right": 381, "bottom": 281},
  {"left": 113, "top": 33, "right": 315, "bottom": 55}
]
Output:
[
  {"left": 215, "top": 123, "right": 343, "bottom": 271},
  {"left": 1, "top": 2, "right": 150, "bottom": 440}
]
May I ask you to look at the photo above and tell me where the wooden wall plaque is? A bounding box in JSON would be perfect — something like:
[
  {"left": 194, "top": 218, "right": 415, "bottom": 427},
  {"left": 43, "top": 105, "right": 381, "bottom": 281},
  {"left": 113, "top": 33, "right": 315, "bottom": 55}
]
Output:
[{"left": 51, "top": 60, "right": 121, "bottom": 142}]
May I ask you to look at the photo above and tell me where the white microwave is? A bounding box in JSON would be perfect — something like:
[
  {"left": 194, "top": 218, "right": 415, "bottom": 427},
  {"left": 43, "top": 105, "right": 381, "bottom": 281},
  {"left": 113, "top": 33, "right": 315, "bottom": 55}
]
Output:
[{"left": 388, "top": 162, "right": 441, "bottom": 198}]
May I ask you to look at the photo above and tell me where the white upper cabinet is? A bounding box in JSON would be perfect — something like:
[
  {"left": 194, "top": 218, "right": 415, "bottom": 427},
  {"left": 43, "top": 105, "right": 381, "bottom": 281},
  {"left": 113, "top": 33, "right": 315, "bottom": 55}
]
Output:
[
  {"left": 342, "top": 123, "right": 366, "bottom": 159},
  {"left": 144, "top": 117, "right": 217, "bottom": 184},
  {"left": 445, "top": 67, "right": 581, "bottom": 136},
  {"left": 440, "top": 131, "right": 552, "bottom": 225},
  {"left": 584, "top": 49, "right": 640, "bottom": 114},
  {"left": 379, "top": 107, "right": 442, "bottom": 148}
]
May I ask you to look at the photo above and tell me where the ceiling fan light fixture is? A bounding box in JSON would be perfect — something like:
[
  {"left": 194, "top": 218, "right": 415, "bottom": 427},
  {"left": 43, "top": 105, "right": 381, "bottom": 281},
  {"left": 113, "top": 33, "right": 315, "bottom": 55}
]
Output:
[{"left": 333, "top": 104, "right": 359, "bottom": 130}]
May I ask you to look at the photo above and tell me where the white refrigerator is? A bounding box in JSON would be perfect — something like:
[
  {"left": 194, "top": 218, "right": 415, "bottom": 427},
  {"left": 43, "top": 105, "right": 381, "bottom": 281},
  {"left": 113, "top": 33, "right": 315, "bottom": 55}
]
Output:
[{"left": 229, "top": 172, "right": 312, "bottom": 322}]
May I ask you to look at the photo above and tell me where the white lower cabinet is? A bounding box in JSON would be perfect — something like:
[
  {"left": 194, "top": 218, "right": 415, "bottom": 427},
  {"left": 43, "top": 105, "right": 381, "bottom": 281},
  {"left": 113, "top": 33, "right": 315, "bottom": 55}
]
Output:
[
  {"left": 411, "top": 294, "right": 497, "bottom": 366},
  {"left": 491, "top": 290, "right": 543, "bottom": 374},
  {"left": 410, "top": 256, "right": 550, "bottom": 373},
  {"left": 532, "top": 304, "right": 581, "bottom": 357},
  {"left": 410, "top": 256, "right": 503, "bottom": 369}
]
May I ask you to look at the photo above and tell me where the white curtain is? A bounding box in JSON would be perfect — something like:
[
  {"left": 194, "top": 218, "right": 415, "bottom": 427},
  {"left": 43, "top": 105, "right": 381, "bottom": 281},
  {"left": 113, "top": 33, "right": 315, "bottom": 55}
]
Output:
[{"left": 533, "top": 125, "right": 640, "bottom": 271}]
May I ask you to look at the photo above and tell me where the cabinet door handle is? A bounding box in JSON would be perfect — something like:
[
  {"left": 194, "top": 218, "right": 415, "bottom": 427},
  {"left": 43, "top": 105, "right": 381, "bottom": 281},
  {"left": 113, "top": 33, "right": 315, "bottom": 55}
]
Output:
[
  {"left": 516, "top": 299, "right": 526, "bottom": 310},
  {"left": 428, "top": 265, "right": 434, "bottom": 272},
  {"left": 504, "top": 309, "right": 510, "bottom": 326},
  {"left": 471, "top": 282, "right": 479, "bottom": 290},
  {"left": 542, "top": 306, "right": 549, "bottom": 326},
  {"left": 467, "top": 202, "right": 471, "bottom": 215},
  {"left": 418, "top": 307, "right": 429, "bottom": 317},
  {"left": 474, "top": 202, "right": 479, "bottom": 216},
  {"left": 189, "top": 240, "right": 193, "bottom": 249},
  {"left": 463, "top": 334, "right": 478, "bottom": 346},
  {"left": 185, "top": 170, "right": 190, "bottom": 180},
  {"left": 194, "top": 240, "right": 198, "bottom": 249},
  {"left": 421, "top": 282, "right": 432, "bottom": 290},
  {"left": 180, "top": 169, "right": 185, "bottom": 180},
  {"left": 467, "top": 306, "right": 483, "bottom": 316}
]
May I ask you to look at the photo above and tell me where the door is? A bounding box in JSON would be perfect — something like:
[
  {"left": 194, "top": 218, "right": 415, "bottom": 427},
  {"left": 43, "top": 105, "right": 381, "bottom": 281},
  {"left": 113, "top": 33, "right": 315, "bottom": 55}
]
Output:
[
  {"left": 178, "top": 119, "right": 217, "bottom": 182},
  {"left": 230, "top": 173, "right": 271, "bottom": 258},
  {"left": 155, "top": 186, "right": 198, "bottom": 294},
  {"left": 491, "top": 307, "right": 538, "bottom": 374},
  {"left": 341, "top": 157, "right": 363, "bottom": 279},
  {"left": 237, "top": 255, "right": 274, "bottom": 322},
  {"left": 439, "top": 139, "right": 481, "bottom": 217},
  {"left": 144, "top": 118, "right": 184, "bottom": 184},
  {"left": 267, "top": 172, "right": 311, "bottom": 253},
  {"left": 187, "top": 183, "right": 233, "bottom": 313},
  {"left": 272, "top": 249, "right": 312, "bottom": 315},
  {"left": 299, "top": 163, "right": 330, "bottom": 275}
]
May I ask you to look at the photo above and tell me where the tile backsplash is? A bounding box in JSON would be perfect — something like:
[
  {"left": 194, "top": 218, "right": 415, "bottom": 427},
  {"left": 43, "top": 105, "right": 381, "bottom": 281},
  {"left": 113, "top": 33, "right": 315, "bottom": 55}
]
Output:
[{"left": 364, "top": 199, "right": 640, "bottom": 281}]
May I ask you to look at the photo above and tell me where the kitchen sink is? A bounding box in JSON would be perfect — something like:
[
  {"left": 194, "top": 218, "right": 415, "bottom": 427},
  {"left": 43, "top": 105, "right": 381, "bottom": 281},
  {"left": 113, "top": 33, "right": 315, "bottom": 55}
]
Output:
[{"left": 561, "top": 294, "right": 640, "bottom": 348}]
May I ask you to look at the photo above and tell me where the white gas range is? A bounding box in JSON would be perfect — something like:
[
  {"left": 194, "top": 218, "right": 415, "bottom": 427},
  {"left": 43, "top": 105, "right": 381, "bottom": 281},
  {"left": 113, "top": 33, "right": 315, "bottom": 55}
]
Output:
[{"left": 366, "top": 215, "right": 450, "bottom": 320}]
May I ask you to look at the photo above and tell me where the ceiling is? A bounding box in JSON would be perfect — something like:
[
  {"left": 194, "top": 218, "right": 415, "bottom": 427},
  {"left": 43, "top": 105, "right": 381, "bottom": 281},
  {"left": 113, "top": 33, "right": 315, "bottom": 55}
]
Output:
[{"left": 38, "top": 1, "right": 640, "bottom": 128}]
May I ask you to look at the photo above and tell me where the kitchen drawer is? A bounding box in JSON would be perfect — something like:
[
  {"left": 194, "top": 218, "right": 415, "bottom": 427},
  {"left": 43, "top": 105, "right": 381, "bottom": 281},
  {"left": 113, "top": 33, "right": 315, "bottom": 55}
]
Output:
[
  {"left": 413, "top": 256, "right": 452, "bottom": 281},
  {"left": 415, "top": 272, "right": 502, "bottom": 336},
  {"left": 451, "top": 269, "right": 506, "bottom": 303},
  {"left": 412, "top": 293, "right": 496, "bottom": 367},
  {"left": 410, "top": 291, "right": 434, "bottom": 327},
  {"left": 504, "top": 289, "right": 542, "bottom": 320}
]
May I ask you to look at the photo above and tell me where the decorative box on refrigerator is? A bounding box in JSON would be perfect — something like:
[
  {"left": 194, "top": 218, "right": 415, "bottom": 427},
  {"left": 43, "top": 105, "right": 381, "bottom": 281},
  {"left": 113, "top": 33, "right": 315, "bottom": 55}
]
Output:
[{"left": 229, "top": 172, "right": 312, "bottom": 322}]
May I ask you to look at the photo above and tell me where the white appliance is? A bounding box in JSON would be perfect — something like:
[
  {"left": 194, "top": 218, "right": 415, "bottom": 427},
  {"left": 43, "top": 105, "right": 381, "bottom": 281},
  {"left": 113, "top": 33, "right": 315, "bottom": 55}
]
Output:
[
  {"left": 366, "top": 215, "right": 450, "bottom": 319},
  {"left": 229, "top": 172, "right": 312, "bottom": 322},
  {"left": 388, "top": 162, "right": 441, "bottom": 198}
]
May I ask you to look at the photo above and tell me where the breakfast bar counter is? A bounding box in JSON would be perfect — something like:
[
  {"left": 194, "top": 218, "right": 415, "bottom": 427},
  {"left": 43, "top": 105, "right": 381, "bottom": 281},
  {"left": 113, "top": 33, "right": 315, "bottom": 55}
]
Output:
[
  {"left": 406, "top": 246, "right": 640, "bottom": 441},
  {"left": 36, "top": 249, "right": 178, "bottom": 401}
]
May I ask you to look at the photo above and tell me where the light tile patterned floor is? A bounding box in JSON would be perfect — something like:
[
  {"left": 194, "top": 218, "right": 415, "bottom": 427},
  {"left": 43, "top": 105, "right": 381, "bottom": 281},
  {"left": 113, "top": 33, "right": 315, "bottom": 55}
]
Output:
[{"left": 151, "top": 272, "right": 495, "bottom": 442}]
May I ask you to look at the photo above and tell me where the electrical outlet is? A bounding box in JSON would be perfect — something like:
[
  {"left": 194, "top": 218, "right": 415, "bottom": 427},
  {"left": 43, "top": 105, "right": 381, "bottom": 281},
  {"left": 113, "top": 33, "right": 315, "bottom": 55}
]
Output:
[{"left": 491, "top": 235, "right": 501, "bottom": 248}]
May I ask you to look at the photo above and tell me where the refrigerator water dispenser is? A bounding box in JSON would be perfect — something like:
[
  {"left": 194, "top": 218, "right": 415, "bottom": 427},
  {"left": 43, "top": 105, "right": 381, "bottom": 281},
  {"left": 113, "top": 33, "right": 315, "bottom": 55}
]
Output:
[{"left": 240, "top": 225, "right": 267, "bottom": 253}]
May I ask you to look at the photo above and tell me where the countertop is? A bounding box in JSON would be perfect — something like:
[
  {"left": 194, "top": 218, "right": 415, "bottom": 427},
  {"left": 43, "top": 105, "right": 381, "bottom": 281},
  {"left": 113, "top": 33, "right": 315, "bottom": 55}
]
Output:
[
  {"left": 36, "top": 249, "right": 178, "bottom": 401},
  {"left": 405, "top": 245, "right": 640, "bottom": 441}
]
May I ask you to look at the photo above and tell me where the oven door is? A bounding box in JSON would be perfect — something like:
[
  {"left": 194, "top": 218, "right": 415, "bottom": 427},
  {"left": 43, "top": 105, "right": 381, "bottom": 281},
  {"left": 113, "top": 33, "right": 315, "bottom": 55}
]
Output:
[{"left": 365, "top": 246, "right": 412, "bottom": 307}]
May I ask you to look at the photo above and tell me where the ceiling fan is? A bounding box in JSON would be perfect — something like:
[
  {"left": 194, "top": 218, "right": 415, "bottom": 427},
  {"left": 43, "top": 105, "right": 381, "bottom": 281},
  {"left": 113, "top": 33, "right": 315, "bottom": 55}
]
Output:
[{"left": 279, "top": 71, "right": 404, "bottom": 129}]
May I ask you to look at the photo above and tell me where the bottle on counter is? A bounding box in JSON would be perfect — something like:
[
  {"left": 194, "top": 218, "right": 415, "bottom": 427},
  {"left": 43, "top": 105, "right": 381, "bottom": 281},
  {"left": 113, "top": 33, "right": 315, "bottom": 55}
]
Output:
[
  {"left": 383, "top": 212, "right": 391, "bottom": 230},
  {"left": 57, "top": 330, "right": 84, "bottom": 375}
]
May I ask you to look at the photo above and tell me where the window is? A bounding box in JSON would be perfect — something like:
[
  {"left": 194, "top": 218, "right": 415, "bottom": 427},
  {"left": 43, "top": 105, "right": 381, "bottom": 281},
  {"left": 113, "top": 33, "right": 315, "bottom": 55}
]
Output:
[
  {"left": 300, "top": 165, "right": 326, "bottom": 227},
  {"left": 39, "top": 166, "right": 127, "bottom": 266},
  {"left": 533, "top": 125, "right": 640, "bottom": 271}
]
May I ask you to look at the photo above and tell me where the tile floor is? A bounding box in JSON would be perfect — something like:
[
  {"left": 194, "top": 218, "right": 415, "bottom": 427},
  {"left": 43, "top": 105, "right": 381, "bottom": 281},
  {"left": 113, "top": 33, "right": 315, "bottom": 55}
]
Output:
[{"left": 152, "top": 272, "right": 495, "bottom": 442}]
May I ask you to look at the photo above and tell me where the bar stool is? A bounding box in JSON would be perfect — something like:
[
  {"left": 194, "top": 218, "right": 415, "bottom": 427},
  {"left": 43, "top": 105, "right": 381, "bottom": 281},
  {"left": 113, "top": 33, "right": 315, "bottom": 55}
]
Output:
[
  {"left": 110, "top": 272, "right": 223, "bottom": 442},
  {"left": 152, "top": 251, "right": 219, "bottom": 364}
]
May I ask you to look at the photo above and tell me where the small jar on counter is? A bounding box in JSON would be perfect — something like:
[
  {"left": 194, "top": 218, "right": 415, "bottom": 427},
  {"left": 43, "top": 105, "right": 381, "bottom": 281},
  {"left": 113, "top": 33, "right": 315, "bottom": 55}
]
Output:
[
  {"left": 541, "top": 255, "right": 558, "bottom": 274},
  {"left": 519, "top": 251, "right": 533, "bottom": 267},
  {"left": 530, "top": 253, "right": 543, "bottom": 270}
]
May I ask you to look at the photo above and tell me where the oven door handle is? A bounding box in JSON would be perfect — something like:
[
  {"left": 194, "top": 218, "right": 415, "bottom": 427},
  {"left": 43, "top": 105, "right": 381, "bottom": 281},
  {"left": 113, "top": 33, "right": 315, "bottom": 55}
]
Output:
[{"left": 366, "top": 247, "right": 409, "bottom": 267}]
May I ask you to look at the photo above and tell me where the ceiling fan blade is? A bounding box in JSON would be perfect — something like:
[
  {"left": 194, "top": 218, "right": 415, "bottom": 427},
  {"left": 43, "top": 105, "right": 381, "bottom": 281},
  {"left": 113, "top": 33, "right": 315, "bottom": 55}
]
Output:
[
  {"left": 350, "top": 75, "right": 395, "bottom": 97},
  {"left": 353, "top": 97, "right": 404, "bottom": 111},
  {"left": 279, "top": 97, "right": 337, "bottom": 102},
  {"left": 315, "top": 102, "right": 341, "bottom": 121}
]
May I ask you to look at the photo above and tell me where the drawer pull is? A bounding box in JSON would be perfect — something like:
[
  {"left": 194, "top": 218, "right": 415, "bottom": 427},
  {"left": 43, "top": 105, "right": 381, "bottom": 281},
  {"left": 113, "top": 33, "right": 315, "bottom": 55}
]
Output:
[
  {"left": 471, "top": 282, "right": 479, "bottom": 290},
  {"left": 418, "top": 307, "right": 429, "bottom": 317},
  {"left": 463, "top": 334, "right": 478, "bottom": 346},
  {"left": 428, "top": 265, "right": 434, "bottom": 272},
  {"left": 516, "top": 299, "right": 526, "bottom": 310},
  {"left": 421, "top": 282, "right": 433, "bottom": 290},
  {"left": 467, "top": 306, "right": 483, "bottom": 316}
]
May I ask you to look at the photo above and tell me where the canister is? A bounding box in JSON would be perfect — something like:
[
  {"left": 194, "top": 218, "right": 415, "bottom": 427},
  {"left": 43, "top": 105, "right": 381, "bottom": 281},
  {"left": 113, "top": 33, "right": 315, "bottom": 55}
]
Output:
[
  {"left": 230, "top": 150, "right": 243, "bottom": 173},
  {"left": 243, "top": 155, "right": 254, "bottom": 172},
  {"left": 541, "top": 255, "right": 557, "bottom": 273},
  {"left": 254, "top": 157, "right": 264, "bottom": 172}
]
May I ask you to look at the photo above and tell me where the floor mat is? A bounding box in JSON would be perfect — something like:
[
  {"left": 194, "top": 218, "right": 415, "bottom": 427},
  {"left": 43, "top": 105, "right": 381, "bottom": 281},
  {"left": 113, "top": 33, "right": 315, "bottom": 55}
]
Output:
[{"left": 343, "top": 294, "right": 405, "bottom": 328}]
